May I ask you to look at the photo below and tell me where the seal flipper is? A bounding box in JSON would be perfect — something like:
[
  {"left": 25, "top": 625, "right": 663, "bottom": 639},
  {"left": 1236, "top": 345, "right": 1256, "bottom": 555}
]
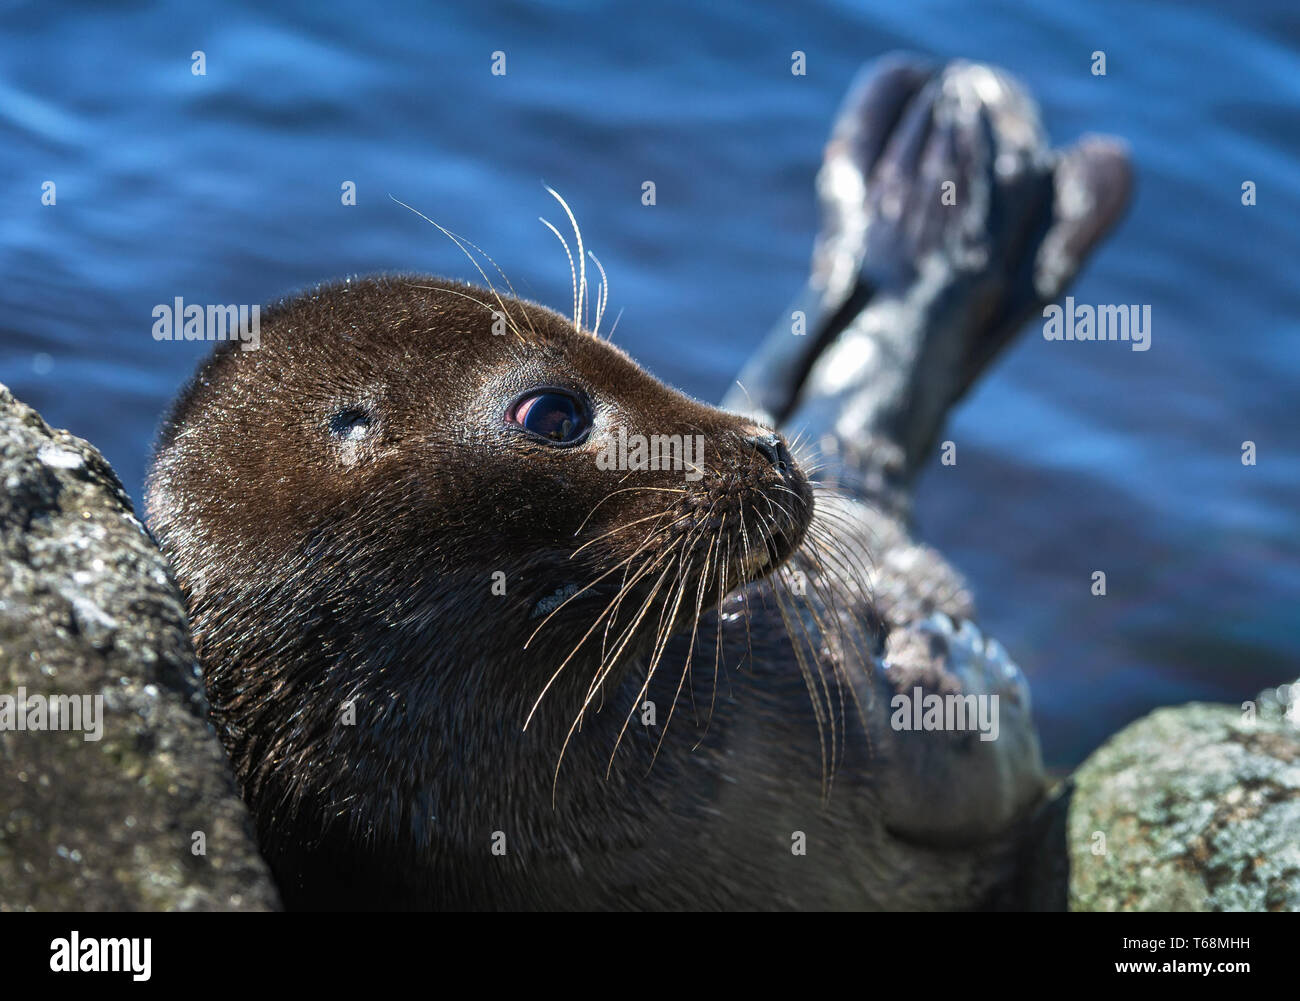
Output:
[
  {"left": 726, "top": 56, "right": 1132, "bottom": 491},
  {"left": 721, "top": 54, "right": 936, "bottom": 428},
  {"left": 864, "top": 612, "right": 1045, "bottom": 846}
]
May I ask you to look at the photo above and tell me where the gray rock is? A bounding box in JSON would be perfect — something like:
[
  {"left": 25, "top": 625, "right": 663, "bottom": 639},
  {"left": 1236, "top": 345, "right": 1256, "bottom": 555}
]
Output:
[
  {"left": 0, "top": 383, "right": 278, "bottom": 911},
  {"left": 1065, "top": 683, "right": 1300, "bottom": 911}
]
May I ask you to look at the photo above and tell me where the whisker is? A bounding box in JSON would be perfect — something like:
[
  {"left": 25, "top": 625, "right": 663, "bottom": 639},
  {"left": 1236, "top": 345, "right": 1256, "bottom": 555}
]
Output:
[
  {"left": 538, "top": 216, "right": 579, "bottom": 330},
  {"left": 390, "top": 196, "right": 527, "bottom": 342},
  {"left": 575, "top": 484, "right": 687, "bottom": 537},
  {"left": 606, "top": 307, "right": 625, "bottom": 342},
  {"left": 588, "top": 251, "right": 610, "bottom": 336},
  {"left": 543, "top": 185, "right": 588, "bottom": 332}
]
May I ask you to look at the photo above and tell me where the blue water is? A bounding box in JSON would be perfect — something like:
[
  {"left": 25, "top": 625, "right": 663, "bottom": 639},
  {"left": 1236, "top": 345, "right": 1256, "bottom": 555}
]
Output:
[{"left": 2, "top": 0, "right": 1296, "bottom": 768}]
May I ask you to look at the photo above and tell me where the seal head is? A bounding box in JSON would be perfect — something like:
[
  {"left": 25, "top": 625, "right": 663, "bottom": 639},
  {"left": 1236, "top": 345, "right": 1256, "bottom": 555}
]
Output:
[{"left": 146, "top": 276, "right": 813, "bottom": 901}]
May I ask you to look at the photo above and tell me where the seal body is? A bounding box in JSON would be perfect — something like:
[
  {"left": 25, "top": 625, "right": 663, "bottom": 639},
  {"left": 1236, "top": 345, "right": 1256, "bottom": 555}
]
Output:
[
  {"left": 146, "top": 275, "right": 1041, "bottom": 910},
  {"left": 146, "top": 53, "right": 1135, "bottom": 910}
]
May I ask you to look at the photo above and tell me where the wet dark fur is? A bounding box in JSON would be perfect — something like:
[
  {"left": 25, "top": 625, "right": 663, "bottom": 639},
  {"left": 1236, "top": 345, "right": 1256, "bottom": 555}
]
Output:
[{"left": 147, "top": 276, "right": 1030, "bottom": 910}]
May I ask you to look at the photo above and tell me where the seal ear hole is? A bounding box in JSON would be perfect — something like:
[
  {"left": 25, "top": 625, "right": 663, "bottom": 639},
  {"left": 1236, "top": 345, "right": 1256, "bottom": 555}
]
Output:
[{"left": 328, "top": 405, "right": 374, "bottom": 443}]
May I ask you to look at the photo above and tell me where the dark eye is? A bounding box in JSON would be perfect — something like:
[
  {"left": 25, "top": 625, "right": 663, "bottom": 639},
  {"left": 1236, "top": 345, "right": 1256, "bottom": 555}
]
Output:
[
  {"left": 328, "top": 406, "right": 373, "bottom": 442},
  {"left": 505, "top": 390, "right": 591, "bottom": 444}
]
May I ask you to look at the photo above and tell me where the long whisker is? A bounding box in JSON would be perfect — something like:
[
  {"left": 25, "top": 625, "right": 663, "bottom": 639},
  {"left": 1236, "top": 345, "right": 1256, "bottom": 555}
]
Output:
[
  {"left": 390, "top": 196, "right": 526, "bottom": 342},
  {"left": 523, "top": 513, "right": 677, "bottom": 656},
  {"left": 405, "top": 283, "right": 523, "bottom": 341},
  {"left": 767, "top": 570, "right": 831, "bottom": 795},
  {"left": 437, "top": 226, "right": 540, "bottom": 339},
  {"left": 569, "top": 511, "right": 685, "bottom": 560},
  {"left": 551, "top": 558, "right": 678, "bottom": 800},
  {"left": 588, "top": 251, "right": 609, "bottom": 336},
  {"left": 538, "top": 217, "right": 578, "bottom": 330},
  {"left": 610, "top": 546, "right": 700, "bottom": 774},
  {"left": 649, "top": 515, "right": 723, "bottom": 763},
  {"left": 543, "top": 185, "right": 587, "bottom": 332},
  {"left": 523, "top": 534, "right": 670, "bottom": 731},
  {"left": 574, "top": 485, "right": 687, "bottom": 536},
  {"left": 606, "top": 307, "right": 625, "bottom": 342}
]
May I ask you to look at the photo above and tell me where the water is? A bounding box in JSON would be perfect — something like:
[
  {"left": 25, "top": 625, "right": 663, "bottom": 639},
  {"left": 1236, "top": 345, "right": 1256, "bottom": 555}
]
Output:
[{"left": 2, "top": 0, "right": 1296, "bottom": 768}]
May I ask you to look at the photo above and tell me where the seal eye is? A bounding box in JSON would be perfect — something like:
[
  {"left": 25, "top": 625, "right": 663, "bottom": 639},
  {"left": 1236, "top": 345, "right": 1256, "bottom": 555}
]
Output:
[
  {"left": 329, "top": 406, "right": 373, "bottom": 442},
  {"left": 506, "top": 390, "right": 591, "bottom": 444}
]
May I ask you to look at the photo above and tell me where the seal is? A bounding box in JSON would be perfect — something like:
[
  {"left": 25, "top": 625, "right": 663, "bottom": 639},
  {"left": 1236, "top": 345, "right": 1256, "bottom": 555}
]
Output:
[{"left": 146, "top": 55, "right": 1130, "bottom": 910}]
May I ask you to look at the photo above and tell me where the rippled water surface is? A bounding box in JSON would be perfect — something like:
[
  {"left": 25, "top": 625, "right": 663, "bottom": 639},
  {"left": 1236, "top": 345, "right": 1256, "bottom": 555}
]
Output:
[{"left": 3, "top": 0, "right": 1297, "bottom": 767}]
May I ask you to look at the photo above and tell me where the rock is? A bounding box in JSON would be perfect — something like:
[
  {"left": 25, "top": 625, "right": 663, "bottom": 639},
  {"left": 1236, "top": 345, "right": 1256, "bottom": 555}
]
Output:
[
  {"left": 1065, "top": 683, "right": 1300, "bottom": 911},
  {"left": 0, "top": 383, "right": 278, "bottom": 910}
]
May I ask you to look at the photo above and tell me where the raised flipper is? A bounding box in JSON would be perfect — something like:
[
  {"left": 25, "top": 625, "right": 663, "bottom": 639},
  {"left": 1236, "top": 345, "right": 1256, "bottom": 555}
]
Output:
[
  {"left": 724, "top": 55, "right": 1133, "bottom": 487},
  {"left": 722, "top": 54, "right": 937, "bottom": 428}
]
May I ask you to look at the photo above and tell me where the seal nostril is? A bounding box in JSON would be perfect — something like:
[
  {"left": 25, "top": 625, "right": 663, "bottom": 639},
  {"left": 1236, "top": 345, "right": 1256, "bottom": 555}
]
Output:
[{"left": 746, "top": 432, "right": 790, "bottom": 474}]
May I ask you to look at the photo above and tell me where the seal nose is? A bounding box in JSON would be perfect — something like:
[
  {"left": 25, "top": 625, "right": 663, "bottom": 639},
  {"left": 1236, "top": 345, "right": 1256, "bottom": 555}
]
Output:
[{"left": 745, "top": 431, "right": 793, "bottom": 476}]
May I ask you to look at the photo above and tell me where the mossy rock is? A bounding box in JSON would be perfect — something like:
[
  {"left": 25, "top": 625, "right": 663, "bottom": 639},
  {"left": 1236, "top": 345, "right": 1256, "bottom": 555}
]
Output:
[{"left": 0, "top": 384, "right": 278, "bottom": 910}]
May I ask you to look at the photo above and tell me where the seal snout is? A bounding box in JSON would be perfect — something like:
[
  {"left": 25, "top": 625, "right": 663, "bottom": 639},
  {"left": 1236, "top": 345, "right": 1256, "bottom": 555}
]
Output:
[{"left": 742, "top": 429, "right": 794, "bottom": 479}]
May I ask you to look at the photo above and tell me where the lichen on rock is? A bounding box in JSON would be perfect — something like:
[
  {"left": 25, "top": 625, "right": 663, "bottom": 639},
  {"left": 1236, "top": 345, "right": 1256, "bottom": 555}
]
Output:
[
  {"left": 1066, "top": 683, "right": 1300, "bottom": 912},
  {"left": 0, "top": 383, "right": 278, "bottom": 911}
]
